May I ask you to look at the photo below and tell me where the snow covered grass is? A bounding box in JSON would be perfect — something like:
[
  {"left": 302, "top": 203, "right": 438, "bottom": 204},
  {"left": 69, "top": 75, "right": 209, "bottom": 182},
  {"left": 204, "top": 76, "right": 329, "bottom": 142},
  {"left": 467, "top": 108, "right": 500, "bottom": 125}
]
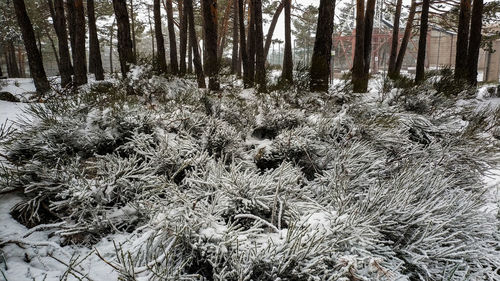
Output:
[{"left": 0, "top": 72, "right": 499, "bottom": 280}]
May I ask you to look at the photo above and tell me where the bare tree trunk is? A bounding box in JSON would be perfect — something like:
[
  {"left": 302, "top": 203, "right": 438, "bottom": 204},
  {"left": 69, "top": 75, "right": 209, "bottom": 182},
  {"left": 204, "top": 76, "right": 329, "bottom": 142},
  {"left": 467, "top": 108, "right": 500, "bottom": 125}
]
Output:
[
  {"left": 415, "top": 0, "right": 429, "bottom": 83},
  {"left": 231, "top": 0, "right": 239, "bottom": 74},
  {"left": 310, "top": 0, "right": 335, "bottom": 92},
  {"left": 264, "top": 1, "right": 284, "bottom": 59},
  {"left": 129, "top": 0, "right": 137, "bottom": 61},
  {"left": 110, "top": 19, "right": 115, "bottom": 74},
  {"left": 44, "top": 27, "right": 60, "bottom": 69},
  {"left": 7, "top": 42, "right": 20, "bottom": 78},
  {"left": 352, "top": 0, "right": 366, "bottom": 93},
  {"left": 282, "top": 0, "right": 293, "bottom": 83},
  {"left": 254, "top": 0, "right": 266, "bottom": 91},
  {"left": 217, "top": 0, "right": 233, "bottom": 61},
  {"left": 202, "top": 0, "right": 220, "bottom": 90},
  {"left": 394, "top": 0, "right": 416, "bottom": 77},
  {"left": 166, "top": 0, "right": 179, "bottom": 74},
  {"left": 88, "top": 0, "right": 104, "bottom": 80},
  {"left": 17, "top": 47, "right": 26, "bottom": 77},
  {"left": 362, "top": 0, "right": 376, "bottom": 82},
  {"left": 66, "top": 0, "right": 76, "bottom": 73},
  {"left": 239, "top": 0, "right": 250, "bottom": 87},
  {"left": 12, "top": 0, "right": 50, "bottom": 93},
  {"left": 247, "top": 0, "right": 255, "bottom": 86},
  {"left": 186, "top": 0, "right": 206, "bottom": 87},
  {"left": 37, "top": 31, "right": 43, "bottom": 63},
  {"left": 455, "top": 0, "right": 471, "bottom": 80},
  {"left": 113, "top": 0, "right": 136, "bottom": 76},
  {"left": 73, "top": 0, "right": 87, "bottom": 86},
  {"left": 387, "top": 0, "right": 402, "bottom": 78},
  {"left": 147, "top": 5, "right": 155, "bottom": 59},
  {"left": 188, "top": 37, "right": 193, "bottom": 73},
  {"left": 466, "top": 0, "right": 483, "bottom": 85},
  {"left": 179, "top": 0, "right": 188, "bottom": 75},
  {"left": 154, "top": 0, "right": 168, "bottom": 73}
]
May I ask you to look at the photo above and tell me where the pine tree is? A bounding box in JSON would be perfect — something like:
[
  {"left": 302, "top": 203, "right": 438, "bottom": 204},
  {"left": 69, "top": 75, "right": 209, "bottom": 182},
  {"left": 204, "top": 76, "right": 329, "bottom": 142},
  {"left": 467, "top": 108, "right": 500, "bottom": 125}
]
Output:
[
  {"left": 455, "top": 0, "right": 471, "bottom": 80},
  {"left": 387, "top": 0, "right": 402, "bottom": 78},
  {"left": 154, "top": 0, "right": 167, "bottom": 73},
  {"left": 186, "top": 0, "right": 206, "bottom": 88},
  {"left": 362, "top": 0, "right": 376, "bottom": 77},
  {"left": 48, "top": 0, "right": 72, "bottom": 87},
  {"left": 166, "top": 0, "right": 179, "bottom": 74},
  {"left": 310, "top": 0, "right": 335, "bottom": 92},
  {"left": 254, "top": 0, "right": 266, "bottom": 92},
  {"left": 282, "top": 0, "right": 293, "bottom": 83},
  {"left": 415, "top": 0, "right": 430, "bottom": 83},
  {"left": 352, "top": 0, "right": 366, "bottom": 93},
  {"left": 88, "top": 0, "right": 104, "bottom": 81},
  {"left": 263, "top": 1, "right": 284, "bottom": 60},
  {"left": 73, "top": 0, "right": 87, "bottom": 86},
  {"left": 466, "top": 0, "right": 483, "bottom": 85},
  {"left": 201, "top": 0, "right": 220, "bottom": 90},
  {"left": 238, "top": 0, "right": 250, "bottom": 87},
  {"left": 113, "top": 0, "right": 135, "bottom": 76},
  {"left": 231, "top": 0, "right": 239, "bottom": 74},
  {"left": 247, "top": 0, "right": 256, "bottom": 86},
  {"left": 179, "top": 0, "right": 188, "bottom": 76},
  {"left": 66, "top": 0, "right": 76, "bottom": 73},
  {"left": 12, "top": 0, "right": 50, "bottom": 93},
  {"left": 394, "top": 0, "right": 416, "bottom": 77}
]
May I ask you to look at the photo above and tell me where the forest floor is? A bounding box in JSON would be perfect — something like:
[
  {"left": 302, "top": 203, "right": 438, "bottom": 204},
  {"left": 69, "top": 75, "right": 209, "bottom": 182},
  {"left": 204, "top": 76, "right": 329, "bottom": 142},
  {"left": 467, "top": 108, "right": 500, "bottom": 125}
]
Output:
[{"left": 0, "top": 71, "right": 499, "bottom": 281}]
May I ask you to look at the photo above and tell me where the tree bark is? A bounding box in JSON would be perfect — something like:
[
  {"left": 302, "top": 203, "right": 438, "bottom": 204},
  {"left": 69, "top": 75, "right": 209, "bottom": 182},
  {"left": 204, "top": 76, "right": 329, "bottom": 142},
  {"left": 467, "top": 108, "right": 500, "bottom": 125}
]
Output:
[
  {"left": 44, "top": 27, "right": 60, "bottom": 68},
  {"left": 12, "top": 0, "right": 50, "bottom": 93},
  {"left": 239, "top": 0, "right": 250, "bottom": 87},
  {"left": 88, "top": 0, "right": 105, "bottom": 80},
  {"left": 154, "top": 0, "right": 168, "bottom": 73},
  {"left": 110, "top": 19, "right": 115, "bottom": 73},
  {"left": 231, "top": 0, "right": 239, "bottom": 74},
  {"left": 186, "top": 0, "right": 206, "bottom": 87},
  {"left": 264, "top": 1, "right": 284, "bottom": 60},
  {"left": 362, "top": 0, "right": 376, "bottom": 80},
  {"left": 7, "top": 42, "right": 20, "bottom": 78},
  {"left": 73, "top": 0, "right": 87, "bottom": 86},
  {"left": 282, "top": 0, "right": 293, "bottom": 83},
  {"left": 466, "top": 0, "right": 483, "bottom": 85},
  {"left": 247, "top": 0, "right": 255, "bottom": 86},
  {"left": 394, "top": 0, "right": 416, "bottom": 77},
  {"left": 201, "top": 0, "right": 220, "bottom": 90},
  {"left": 179, "top": 0, "right": 188, "bottom": 75},
  {"left": 310, "top": 0, "right": 335, "bottom": 92},
  {"left": 188, "top": 35, "right": 193, "bottom": 73},
  {"left": 455, "top": 0, "right": 471, "bottom": 80},
  {"left": 165, "top": 0, "right": 179, "bottom": 74},
  {"left": 129, "top": 0, "right": 137, "bottom": 61},
  {"left": 352, "top": 0, "right": 366, "bottom": 93},
  {"left": 415, "top": 0, "right": 429, "bottom": 83},
  {"left": 254, "top": 0, "right": 266, "bottom": 91},
  {"left": 113, "top": 0, "right": 136, "bottom": 76},
  {"left": 387, "top": 0, "right": 402, "bottom": 78},
  {"left": 217, "top": 0, "right": 233, "bottom": 61},
  {"left": 66, "top": 0, "right": 76, "bottom": 73}
]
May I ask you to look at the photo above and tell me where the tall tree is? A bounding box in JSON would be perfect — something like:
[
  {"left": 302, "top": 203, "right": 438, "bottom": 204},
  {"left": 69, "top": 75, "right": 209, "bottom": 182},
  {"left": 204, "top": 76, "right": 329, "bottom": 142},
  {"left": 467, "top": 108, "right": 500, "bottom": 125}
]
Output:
[
  {"left": 66, "top": 0, "right": 76, "bottom": 73},
  {"left": 466, "top": 0, "right": 483, "bottom": 85},
  {"left": 415, "top": 0, "right": 430, "bottom": 83},
  {"left": 394, "top": 0, "right": 416, "bottom": 77},
  {"left": 166, "top": 0, "right": 179, "bottom": 74},
  {"left": 154, "top": 0, "right": 167, "bottom": 73},
  {"left": 231, "top": 0, "right": 239, "bottom": 74},
  {"left": 186, "top": 0, "right": 206, "bottom": 87},
  {"left": 455, "top": 0, "right": 471, "bottom": 80},
  {"left": 48, "top": 0, "right": 72, "bottom": 87},
  {"left": 247, "top": 0, "right": 256, "bottom": 85},
  {"left": 201, "top": 0, "right": 220, "bottom": 90},
  {"left": 264, "top": 1, "right": 284, "bottom": 59},
  {"left": 88, "top": 0, "right": 104, "bottom": 80},
  {"left": 113, "top": 0, "right": 135, "bottom": 76},
  {"left": 129, "top": 0, "right": 137, "bottom": 61},
  {"left": 179, "top": 0, "right": 188, "bottom": 75},
  {"left": 6, "top": 42, "right": 20, "bottom": 78},
  {"left": 238, "top": 0, "right": 250, "bottom": 87},
  {"left": 310, "top": 0, "right": 335, "bottom": 92},
  {"left": 387, "top": 0, "right": 402, "bottom": 78},
  {"left": 73, "top": 0, "right": 87, "bottom": 86},
  {"left": 12, "top": 0, "right": 50, "bottom": 93},
  {"left": 352, "top": 0, "right": 366, "bottom": 93},
  {"left": 362, "top": 0, "right": 376, "bottom": 77},
  {"left": 254, "top": 0, "right": 266, "bottom": 91},
  {"left": 282, "top": 0, "right": 293, "bottom": 83}
]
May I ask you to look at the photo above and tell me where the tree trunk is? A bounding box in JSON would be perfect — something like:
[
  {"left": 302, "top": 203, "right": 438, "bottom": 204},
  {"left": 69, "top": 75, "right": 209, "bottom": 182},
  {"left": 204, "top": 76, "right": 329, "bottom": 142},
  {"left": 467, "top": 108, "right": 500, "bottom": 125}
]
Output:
[
  {"left": 254, "top": 0, "right": 266, "bottom": 91},
  {"left": 166, "top": 0, "right": 179, "bottom": 74},
  {"left": 179, "top": 0, "right": 188, "bottom": 75},
  {"left": 113, "top": 0, "right": 136, "bottom": 76},
  {"left": 110, "top": 19, "right": 115, "bottom": 73},
  {"left": 247, "top": 0, "right": 255, "bottom": 86},
  {"left": 188, "top": 36, "right": 193, "bottom": 73},
  {"left": 129, "top": 0, "right": 137, "bottom": 61},
  {"left": 66, "top": 0, "right": 76, "bottom": 73},
  {"left": 231, "top": 0, "right": 239, "bottom": 74},
  {"left": 455, "top": 0, "right": 471, "bottom": 80},
  {"left": 201, "top": 0, "right": 220, "bottom": 90},
  {"left": 362, "top": 0, "right": 376, "bottom": 80},
  {"left": 12, "top": 0, "right": 50, "bottom": 93},
  {"left": 282, "top": 0, "right": 293, "bottom": 83},
  {"left": 7, "top": 42, "right": 20, "bottom": 78},
  {"left": 148, "top": 5, "right": 155, "bottom": 59},
  {"left": 45, "top": 28, "right": 60, "bottom": 68},
  {"left": 88, "top": 0, "right": 105, "bottom": 80},
  {"left": 310, "top": 0, "right": 335, "bottom": 92},
  {"left": 387, "top": 0, "right": 402, "bottom": 78},
  {"left": 154, "top": 0, "right": 168, "bottom": 73},
  {"left": 466, "top": 0, "right": 483, "bottom": 85},
  {"left": 217, "top": 0, "right": 233, "bottom": 61},
  {"left": 264, "top": 1, "right": 284, "bottom": 60},
  {"left": 352, "top": 0, "right": 366, "bottom": 93},
  {"left": 415, "top": 0, "right": 429, "bottom": 83},
  {"left": 394, "top": 0, "right": 416, "bottom": 77},
  {"left": 186, "top": 0, "right": 206, "bottom": 87},
  {"left": 73, "top": 0, "right": 87, "bottom": 86},
  {"left": 239, "top": 0, "right": 250, "bottom": 87}
]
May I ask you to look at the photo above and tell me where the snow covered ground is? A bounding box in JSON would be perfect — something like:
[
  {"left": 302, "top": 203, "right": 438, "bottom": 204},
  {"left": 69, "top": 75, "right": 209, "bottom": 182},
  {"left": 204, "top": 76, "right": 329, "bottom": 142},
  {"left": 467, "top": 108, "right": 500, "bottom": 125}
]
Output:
[{"left": 0, "top": 77, "right": 499, "bottom": 280}]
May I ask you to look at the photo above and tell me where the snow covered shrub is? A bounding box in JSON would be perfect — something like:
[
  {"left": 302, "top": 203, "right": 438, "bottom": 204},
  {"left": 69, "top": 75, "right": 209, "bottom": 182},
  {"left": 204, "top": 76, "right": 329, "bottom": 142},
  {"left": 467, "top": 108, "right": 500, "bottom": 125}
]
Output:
[{"left": 253, "top": 107, "right": 305, "bottom": 139}]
